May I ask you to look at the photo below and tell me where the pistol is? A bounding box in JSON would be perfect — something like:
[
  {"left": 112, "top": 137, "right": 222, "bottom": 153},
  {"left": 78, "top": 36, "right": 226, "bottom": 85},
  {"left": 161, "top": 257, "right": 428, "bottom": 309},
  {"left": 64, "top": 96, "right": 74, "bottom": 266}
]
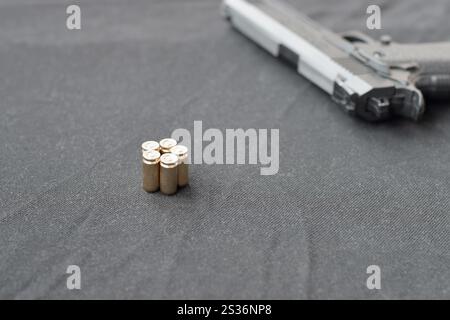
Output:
[{"left": 222, "top": 0, "right": 450, "bottom": 121}]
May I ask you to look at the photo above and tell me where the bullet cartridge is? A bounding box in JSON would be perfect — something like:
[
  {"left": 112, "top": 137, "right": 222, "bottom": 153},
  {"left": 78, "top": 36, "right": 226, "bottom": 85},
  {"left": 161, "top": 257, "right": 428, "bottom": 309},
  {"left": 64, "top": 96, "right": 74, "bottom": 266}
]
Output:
[
  {"left": 159, "top": 153, "right": 179, "bottom": 195},
  {"left": 141, "top": 140, "right": 160, "bottom": 154},
  {"left": 142, "top": 150, "right": 161, "bottom": 193},
  {"left": 170, "top": 145, "right": 189, "bottom": 187},
  {"left": 159, "top": 138, "right": 177, "bottom": 154}
]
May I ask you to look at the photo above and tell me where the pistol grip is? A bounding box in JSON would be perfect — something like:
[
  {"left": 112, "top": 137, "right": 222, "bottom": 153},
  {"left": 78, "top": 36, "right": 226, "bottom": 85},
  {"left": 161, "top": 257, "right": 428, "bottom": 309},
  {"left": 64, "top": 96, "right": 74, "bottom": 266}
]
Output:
[{"left": 357, "top": 41, "right": 450, "bottom": 99}]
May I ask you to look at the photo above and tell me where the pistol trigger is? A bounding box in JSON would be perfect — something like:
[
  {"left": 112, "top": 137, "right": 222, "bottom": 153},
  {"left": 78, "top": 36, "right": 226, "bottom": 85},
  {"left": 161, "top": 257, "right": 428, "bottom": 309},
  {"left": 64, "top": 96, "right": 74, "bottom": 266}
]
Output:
[
  {"left": 393, "top": 86, "right": 425, "bottom": 121},
  {"left": 409, "top": 88, "right": 426, "bottom": 120}
]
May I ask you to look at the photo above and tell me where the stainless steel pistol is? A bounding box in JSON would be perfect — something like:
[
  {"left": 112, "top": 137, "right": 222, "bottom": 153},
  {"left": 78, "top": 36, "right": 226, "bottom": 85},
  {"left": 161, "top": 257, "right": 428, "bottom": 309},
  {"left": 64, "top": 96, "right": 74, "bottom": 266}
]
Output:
[{"left": 222, "top": 0, "right": 450, "bottom": 121}]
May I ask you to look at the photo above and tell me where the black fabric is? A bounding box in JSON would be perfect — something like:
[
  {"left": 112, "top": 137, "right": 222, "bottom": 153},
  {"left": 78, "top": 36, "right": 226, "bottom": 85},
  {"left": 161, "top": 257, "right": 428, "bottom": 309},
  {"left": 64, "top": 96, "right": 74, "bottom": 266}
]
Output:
[{"left": 0, "top": 0, "right": 449, "bottom": 299}]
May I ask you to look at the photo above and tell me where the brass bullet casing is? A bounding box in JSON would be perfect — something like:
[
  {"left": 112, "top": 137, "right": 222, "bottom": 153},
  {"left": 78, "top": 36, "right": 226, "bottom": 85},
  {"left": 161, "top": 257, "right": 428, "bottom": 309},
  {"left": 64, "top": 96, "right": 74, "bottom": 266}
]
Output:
[
  {"left": 159, "top": 153, "right": 179, "bottom": 195},
  {"left": 142, "top": 150, "right": 161, "bottom": 193},
  {"left": 141, "top": 140, "right": 160, "bottom": 154},
  {"left": 170, "top": 145, "right": 189, "bottom": 187},
  {"left": 159, "top": 138, "right": 177, "bottom": 154}
]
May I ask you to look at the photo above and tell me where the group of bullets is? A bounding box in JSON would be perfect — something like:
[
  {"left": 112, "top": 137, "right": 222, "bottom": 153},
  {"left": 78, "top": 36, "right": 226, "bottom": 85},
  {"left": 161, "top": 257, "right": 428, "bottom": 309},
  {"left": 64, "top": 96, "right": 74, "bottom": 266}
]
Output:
[{"left": 141, "top": 138, "right": 189, "bottom": 195}]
